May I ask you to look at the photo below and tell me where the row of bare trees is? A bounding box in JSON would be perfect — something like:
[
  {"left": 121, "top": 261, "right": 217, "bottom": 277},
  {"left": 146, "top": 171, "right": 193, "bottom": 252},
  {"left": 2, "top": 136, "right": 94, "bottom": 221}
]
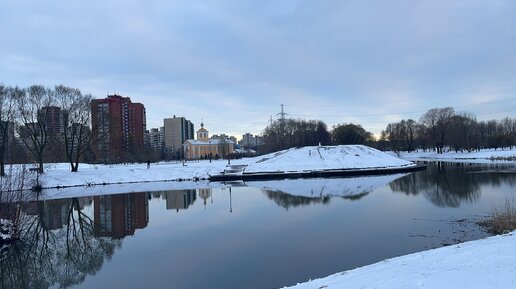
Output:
[
  {"left": 262, "top": 107, "right": 514, "bottom": 154},
  {"left": 262, "top": 119, "right": 374, "bottom": 153},
  {"left": 0, "top": 84, "right": 94, "bottom": 174},
  {"left": 262, "top": 119, "right": 332, "bottom": 153},
  {"left": 381, "top": 107, "right": 516, "bottom": 153}
]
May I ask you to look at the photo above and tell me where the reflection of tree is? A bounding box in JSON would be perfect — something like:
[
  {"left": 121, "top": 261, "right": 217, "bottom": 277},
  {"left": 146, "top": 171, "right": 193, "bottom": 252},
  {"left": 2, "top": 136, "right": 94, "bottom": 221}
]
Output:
[
  {"left": 0, "top": 197, "right": 121, "bottom": 289},
  {"left": 263, "top": 190, "right": 330, "bottom": 210},
  {"left": 389, "top": 162, "right": 516, "bottom": 207}
]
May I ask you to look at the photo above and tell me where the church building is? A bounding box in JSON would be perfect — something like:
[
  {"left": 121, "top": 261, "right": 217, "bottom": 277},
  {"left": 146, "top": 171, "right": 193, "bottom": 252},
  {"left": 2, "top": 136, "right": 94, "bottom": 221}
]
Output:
[{"left": 183, "top": 122, "right": 234, "bottom": 160}]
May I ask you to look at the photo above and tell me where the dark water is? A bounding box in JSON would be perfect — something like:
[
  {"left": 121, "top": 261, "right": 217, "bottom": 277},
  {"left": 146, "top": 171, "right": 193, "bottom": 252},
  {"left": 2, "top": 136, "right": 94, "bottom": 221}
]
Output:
[{"left": 1, "top": 162, "right": 515, "bottom": 289}]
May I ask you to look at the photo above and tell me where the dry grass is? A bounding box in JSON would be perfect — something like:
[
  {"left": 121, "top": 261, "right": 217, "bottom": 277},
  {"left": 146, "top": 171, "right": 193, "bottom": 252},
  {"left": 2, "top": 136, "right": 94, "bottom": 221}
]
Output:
[{"left": 480, "top": 198, "right": 516, "bottom": 235}]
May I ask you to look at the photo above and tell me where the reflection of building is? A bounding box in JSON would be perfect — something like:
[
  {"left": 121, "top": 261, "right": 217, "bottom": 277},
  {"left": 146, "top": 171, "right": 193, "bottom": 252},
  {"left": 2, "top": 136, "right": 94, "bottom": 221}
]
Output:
[
  {"left": 198, "top": 189, "right": 212, "bottom": 208},
  {"left": 183, "top": 122, "right": 234, "bottom": 160},
  {"left": 165, "top": 190, "right": 196, "bottom": 211},
  {"left": 94, "top": 193, "right": 149, "bottom": 239},
  {"left": 41, "top": 199, "right": 69, "bottom": 230},
  {"left": 0, "top": 202, "right": 18, "bottom": 221}
]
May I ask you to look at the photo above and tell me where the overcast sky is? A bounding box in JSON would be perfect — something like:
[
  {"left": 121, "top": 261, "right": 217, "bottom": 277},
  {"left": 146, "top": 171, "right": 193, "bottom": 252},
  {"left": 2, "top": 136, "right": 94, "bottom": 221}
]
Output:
[{"left": 1, "top": 0, "right": 515, "bottom": 137}]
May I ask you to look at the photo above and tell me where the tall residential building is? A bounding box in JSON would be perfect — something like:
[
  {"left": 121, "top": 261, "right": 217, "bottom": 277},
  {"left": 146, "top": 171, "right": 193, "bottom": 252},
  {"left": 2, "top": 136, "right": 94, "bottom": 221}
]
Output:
[
  {"left": 91, "top": 94, "right": 146, "bottom": 162},
  {"left": 149, "top": 127, "right": 165, "bottom": 150},
  {"left": 39, "top": 106, "right": 64, "bottom": 135},
  {"left": 0, "top": 121, "right": 15, "bottom": 144},
  {"left": 163, "top": 116, "right": 194, "bottom": 154},
  {"left": 239, "top": 133, "right": 264, "bottom": 148}
]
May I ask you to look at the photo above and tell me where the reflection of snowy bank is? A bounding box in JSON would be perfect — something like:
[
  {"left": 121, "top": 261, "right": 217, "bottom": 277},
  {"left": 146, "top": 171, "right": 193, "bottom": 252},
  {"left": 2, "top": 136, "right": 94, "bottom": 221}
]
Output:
[
  {"left": 249, "top": 174, "right": 407, "bottom": 199},
  {"left": 38, "top": 181, "right": 230, "bottom": 201}
]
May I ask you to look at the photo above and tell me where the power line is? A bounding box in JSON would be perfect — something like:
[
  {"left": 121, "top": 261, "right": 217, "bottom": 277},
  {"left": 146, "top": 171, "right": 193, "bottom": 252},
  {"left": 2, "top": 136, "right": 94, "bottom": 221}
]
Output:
[{"left": 289, "top": 98, "right": 516, "bottom": 119}]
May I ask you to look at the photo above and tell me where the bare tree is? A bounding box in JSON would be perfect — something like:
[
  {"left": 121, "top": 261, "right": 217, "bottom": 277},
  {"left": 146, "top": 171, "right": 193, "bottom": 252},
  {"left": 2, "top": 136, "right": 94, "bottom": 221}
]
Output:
[
  {"left": 54, "top": 85, "right": 93, "bottom": 172},
  {"left": 16, "top": 85, "right": 55, "bottom": 173},
  {"left": 0, "top": 85, "right": 18, "bottom": 176},
  {"left": 419, "top": 107, "right": 454, "bottom": 154},
  {"left": 262, "top": 119, "right": 331, "bottom": 153}
]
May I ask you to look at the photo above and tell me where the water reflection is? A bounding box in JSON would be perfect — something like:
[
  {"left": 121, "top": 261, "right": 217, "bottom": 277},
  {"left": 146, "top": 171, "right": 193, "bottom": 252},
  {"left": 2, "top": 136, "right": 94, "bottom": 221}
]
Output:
[
  {"left": 389, "top": 162, "right": 516, "bottom": 207},
  {"left": 251, "top": 174, "right": 407, "bottom": 210},
  {"left": 264, "top": 190, "right": 331, "bottom": 209},
  {"left": 0, "top": 197, "right": 121, "bottom": 289},
  {"left": 94, "top": 193, "right": 149, "bottom": 238},
  {"left": 1, "top": 162, "right": 515, "bottom": 289}
]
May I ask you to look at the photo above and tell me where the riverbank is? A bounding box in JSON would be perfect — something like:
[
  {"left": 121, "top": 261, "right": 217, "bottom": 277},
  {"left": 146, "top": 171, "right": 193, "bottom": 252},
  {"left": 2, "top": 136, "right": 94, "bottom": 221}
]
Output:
[
  {"left": 396, "top": 148, "right": 516, "bottom": 163},
  {"left": 281, "top": 231, "right": 516, "bottom": 289},
  {"left": 11, "top": 145, "right": 416, "bottom": 190}
]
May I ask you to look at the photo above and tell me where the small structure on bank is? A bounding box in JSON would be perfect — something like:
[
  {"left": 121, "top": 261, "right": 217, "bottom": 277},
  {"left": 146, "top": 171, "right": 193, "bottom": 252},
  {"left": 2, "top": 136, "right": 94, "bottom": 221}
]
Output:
[{"left": 183, "top": 122, "right": 234, "bottom": 160}]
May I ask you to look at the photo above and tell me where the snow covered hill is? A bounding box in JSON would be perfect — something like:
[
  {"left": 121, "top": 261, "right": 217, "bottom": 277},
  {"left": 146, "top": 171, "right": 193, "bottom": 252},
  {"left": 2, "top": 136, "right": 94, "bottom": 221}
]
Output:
[{"left": 245, "top": 145, "right": 415, "bottom": 173}]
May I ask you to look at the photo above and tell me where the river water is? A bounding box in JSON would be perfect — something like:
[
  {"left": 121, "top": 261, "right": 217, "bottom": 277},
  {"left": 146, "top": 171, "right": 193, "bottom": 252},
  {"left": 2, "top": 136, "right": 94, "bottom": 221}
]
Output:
[{"left": 0, "top": 161, "right": 515, "bottom": 289}]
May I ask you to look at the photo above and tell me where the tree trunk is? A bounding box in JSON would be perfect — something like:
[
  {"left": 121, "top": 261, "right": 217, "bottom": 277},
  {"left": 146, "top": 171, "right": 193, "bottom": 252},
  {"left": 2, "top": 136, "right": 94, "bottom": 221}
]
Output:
[{"left": 38, "top": 154, "right": 44, "bottom": 173}]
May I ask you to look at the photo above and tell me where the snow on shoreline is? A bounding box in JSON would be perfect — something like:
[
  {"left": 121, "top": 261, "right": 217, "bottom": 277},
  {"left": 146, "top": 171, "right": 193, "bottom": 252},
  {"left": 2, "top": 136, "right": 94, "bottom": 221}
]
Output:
[
  {"left": 395, "top": 148, "right": 516, "bottom": 163},
  {"left": 281, "top": 231, "right": 516, "bottom": 289},
  {"left": 10, "top": 145, "right": 415, "bottom": 190}
]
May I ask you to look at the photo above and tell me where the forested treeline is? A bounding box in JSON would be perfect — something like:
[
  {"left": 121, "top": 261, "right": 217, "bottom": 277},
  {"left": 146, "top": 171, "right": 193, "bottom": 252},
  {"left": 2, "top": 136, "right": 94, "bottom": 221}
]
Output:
[
  {"left": 380, "top": 107, "right": 515, "bottom": 153},
  {"left": 261, "top": 107, "right": 515, "bottom": 154}
]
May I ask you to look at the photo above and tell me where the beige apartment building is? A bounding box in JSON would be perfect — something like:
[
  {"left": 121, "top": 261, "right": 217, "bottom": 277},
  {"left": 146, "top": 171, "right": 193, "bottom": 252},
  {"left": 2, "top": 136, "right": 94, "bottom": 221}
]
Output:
[
  {"left": 163, "top": 116, "right": 194, "bottom": 155},
  {"left": 183, "top": 122, "right": 234, "bottom": 160}
]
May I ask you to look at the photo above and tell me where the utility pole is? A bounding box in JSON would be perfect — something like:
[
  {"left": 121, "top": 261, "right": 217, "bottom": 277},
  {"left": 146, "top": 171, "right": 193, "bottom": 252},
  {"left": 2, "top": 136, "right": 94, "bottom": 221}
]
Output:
[{"left": 277, "top": 104, "right": 288, "bottom": 122}]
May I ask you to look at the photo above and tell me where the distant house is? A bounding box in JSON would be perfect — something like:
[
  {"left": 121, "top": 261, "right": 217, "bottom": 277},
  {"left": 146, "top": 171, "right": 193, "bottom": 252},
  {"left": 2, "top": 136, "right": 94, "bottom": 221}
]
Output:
[{"left": 183, "top": 122, "right": 234, "bottom": 160}]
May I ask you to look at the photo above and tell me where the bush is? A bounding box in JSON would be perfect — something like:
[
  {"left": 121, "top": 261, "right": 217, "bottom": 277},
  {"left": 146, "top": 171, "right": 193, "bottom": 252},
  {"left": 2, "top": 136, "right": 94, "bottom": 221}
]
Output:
[{"left": 480, "top": 198, "right": 516, "bottom": 235}]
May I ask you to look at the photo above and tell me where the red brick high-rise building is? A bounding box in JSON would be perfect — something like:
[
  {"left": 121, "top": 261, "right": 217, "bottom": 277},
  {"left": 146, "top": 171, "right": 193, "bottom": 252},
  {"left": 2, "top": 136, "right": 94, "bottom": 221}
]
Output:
[{"left": 91, "top": 94, "right": 146, "bottom": 162}]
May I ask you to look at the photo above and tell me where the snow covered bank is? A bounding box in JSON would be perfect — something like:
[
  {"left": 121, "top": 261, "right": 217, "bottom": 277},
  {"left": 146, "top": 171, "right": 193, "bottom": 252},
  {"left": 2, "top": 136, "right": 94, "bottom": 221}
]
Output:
[
  {"left": 281, "top": 231, "right": 516, "bottom": 289},
  {"left": 13, "top": 145, "right": 415, "bottom": 190},
  {"left": 397, "top": 148, "right": 516, "bottom": 163}
]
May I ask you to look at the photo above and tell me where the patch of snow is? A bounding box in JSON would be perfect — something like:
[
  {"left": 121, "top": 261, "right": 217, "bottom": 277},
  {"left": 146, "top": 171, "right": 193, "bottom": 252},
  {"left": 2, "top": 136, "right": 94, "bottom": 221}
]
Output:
[
  {"left": 395, "top": 148, "right": 516, "bottom": 164},
  {"left": 281, "top": 231, "right": 516, "bottom": 289}
]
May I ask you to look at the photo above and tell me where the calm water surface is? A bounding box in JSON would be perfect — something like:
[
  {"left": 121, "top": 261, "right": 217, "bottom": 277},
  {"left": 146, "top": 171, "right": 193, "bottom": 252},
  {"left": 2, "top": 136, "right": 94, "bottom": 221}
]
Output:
[{"left": 1, "top": 162, "right": 515, "bottom": 289}]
